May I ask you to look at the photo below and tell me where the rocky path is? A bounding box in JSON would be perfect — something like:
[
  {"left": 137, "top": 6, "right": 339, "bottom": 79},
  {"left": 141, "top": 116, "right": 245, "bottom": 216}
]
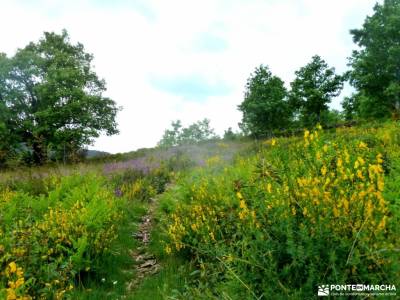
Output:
[{"left": 126, "top": 198, "right": 161, "bottom": 292}]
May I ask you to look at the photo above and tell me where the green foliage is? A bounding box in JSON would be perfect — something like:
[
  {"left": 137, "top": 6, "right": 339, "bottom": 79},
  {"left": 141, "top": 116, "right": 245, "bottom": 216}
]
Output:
[
  {"left": 238, "top": 65, "right": 290, "bottom": 136},
  {"left": 223, "top": 127, "right": 242, "bottom": 141},
  {"left": 320, "top": 109, "right": 344, "bottom": 127},
  {"left": 69, "top": 200, "right": 148, "bottom": 300},
  {"left": 160, "top": 122, "right": 400, "bottom": 299},
  {"left": 349, "top": 0, "right": 400, "bottom": 119},
  {"left": 0, "top": 174, "right": 124, "bottom": 298},
  {"left": 289, "top": 55, "right": 344, "bottom": 127},
  {"left": 0, "top": 54, "right": 21, "bottom": 168},
  {"left": 158, "top": 119, "right": 218, "bottom": 147},
  {"left": 341, "top": 93, "right": 361, "bottom": 121},
  {"left": 0, "top": 30, "right": 119, "bottom": 166},
  {"left": 129, "top": 257, "right": 193, "bottom": 300}
]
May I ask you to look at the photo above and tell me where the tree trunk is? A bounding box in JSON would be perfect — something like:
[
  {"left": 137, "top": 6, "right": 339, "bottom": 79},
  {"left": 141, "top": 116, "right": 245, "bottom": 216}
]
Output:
[{"left": 32, "top": 138, "right": 47, "bottom": 165}]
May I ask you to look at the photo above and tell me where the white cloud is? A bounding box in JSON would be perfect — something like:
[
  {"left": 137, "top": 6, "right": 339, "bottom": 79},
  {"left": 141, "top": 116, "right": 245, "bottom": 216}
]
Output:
[{"left": 0, "top": 0, "right": 380, "bottom": 153}]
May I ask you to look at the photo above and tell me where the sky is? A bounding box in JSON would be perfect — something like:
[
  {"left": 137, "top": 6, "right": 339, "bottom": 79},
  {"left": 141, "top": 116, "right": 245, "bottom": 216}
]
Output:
[{"left": 0, "top": 0, "right": 381, "bottom": 153}]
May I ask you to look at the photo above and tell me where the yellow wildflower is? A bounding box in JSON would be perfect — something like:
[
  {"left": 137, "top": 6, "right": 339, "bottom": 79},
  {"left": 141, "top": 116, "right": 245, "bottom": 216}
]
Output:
[
  {"left": 239, "top": 200, "right": 246, "bottom": 209},
  {"left": 337, "top": 157, "right": 343, "bottom": 168},
  {"left": 359, "top": 191, "right": 367, "bottom": 198},
  {"left": 333, "top": 207, "right": 339, "bottom": 218},
  {"left": 323, "top": 144, "right": 328, "bottom": 153},
  {"left": 344, "top": 150, "right": 350, "bottom": 163},
  {"left": 376, "top": 192, "right": 385, "bottom": 208},
  {"left": 8, "top": 262, "right": 17, "bottom": 273},
  {"left": 191, "top": 223, "right": 198, "bottom": 231},
  {"left": 267, "top": 183, "right": 272, "bottom": 193},
  {"left": 354, "top": 160, "right": 360, "bottom": 169},
  {"left": 316, "top": 151, "right": 321, "bottom": 160},
  {"left": 209, "top": 232, "right": 215, "bottom": 241},
  {"left": 16, "top": 268, "right": 25, "bottom": 281},
  {"left": 377, "top": 178, "right": 384, "bottom": 192},
  {"left": 358, "top": 141, "right": 368, "bottom": 149},
  {"left": 343, "top": 198, "right": 349, "bottom": 213},
  {"left": 302, "top": 207, "right": 308, "bottom": 216},
  {"left": 6, "top": 288, "right": 16, "bottom": 300},
  {"left": 311, "top": 187, "right": 319, "bottom": 196},
  {"left": 239, "top": 210, "right": 247, "bottom": 220},
  {"left": 15, "top": 277, "right": 24, "bottom": 288},
  {"left": 325, "top": 177, "right": 331, "bottom": 185},
  {"left": 321, "top": 165, "right": 327, "bottom": 176},
  {"left": 377, "top": 216, "right": 387, "bottom": 231},
  {"left": 365, "top": 200, "right": 373, "bottom": 218}
]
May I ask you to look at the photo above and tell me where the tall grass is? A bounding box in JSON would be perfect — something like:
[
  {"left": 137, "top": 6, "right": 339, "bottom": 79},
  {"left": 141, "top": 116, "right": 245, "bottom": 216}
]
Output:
[{"left": 159, "top": 122, "right": 400, "bottom": 299}]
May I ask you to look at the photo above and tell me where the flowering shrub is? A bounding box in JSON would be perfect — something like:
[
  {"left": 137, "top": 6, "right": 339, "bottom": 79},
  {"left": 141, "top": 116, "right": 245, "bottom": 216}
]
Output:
[
  {"left": 121, "top": 178, "right": 157, "bottom": 202},
  {"left": 112, "top": 166, "right": 172, "bottom": 202},
  {"left": 162, "top": 123, "right": 400, "bottom": 298},
  {"left": 0, "top": 174, "right": 123, "bottom": 299}
]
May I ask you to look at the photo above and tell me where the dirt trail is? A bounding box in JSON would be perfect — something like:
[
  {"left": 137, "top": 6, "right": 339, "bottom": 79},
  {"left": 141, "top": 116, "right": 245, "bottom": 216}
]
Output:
[{"left": 126, "top": 197, "right": 161, "bottom": 292}]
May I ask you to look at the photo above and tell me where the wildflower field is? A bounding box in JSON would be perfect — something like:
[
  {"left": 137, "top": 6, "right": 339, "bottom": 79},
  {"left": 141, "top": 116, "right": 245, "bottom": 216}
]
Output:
[
  {"left": 157, "top": 122, "right": 400, "bottom": 298},
  {"left": 0, "top": 149, "right": 178, "bottom": 299},
  {"left": 0, "top": 122, "right": 399, "bottom": 299}
]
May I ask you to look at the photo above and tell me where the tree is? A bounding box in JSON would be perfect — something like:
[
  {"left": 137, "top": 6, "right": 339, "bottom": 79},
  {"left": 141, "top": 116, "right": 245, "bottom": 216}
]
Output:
[
  {"left": 180, "top": 119, "right": 217, "bottom": 144},
  {"left": 289, "top": 55, "right": 344, "bottom": 127},
  {"left": 0, "top": 30, "right": 119, "bottom": 164},
  {"left": 223, "top": 127, "right": 239, "bottom": 140},
  {"left": 341, "top": 92, "right": 370, "bottom": 121},
  {"left": 0, "top": 53, "right": 22, "bottom": 166},
  {"left": 157, "top": 120, "right": 183, "bottom": 147},
  {"left": 238, "top": 65, "right": 289, "bottom": 137},
  {"left": 349, "top": 0, "right": 400, "bottom": 119},
  {"left": 158, "top": 119, "right": 217, "bottom": 147}
]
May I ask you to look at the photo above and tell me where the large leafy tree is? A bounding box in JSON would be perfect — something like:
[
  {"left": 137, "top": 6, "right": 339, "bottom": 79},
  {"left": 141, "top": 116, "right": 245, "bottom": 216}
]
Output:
[
  {"left": 0, "top": 53, "right": 21, "bottom": 166},
  {"left": 238, "top": 65, "right": 289, "bottom": 137},
  {"left": 289, "top": 55, "right": 344, "bottom": 127},
  {"left": 0, "top": 30, "right": 119, "bottom": 164},
  {"left": 349, "top": 0, "right": 400, "bottom": 119}
]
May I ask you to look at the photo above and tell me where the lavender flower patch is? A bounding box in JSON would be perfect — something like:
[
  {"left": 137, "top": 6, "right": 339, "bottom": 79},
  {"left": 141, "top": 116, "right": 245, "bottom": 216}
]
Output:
[{"left": 103, "top": 156, "right": 161, "bottom": 174}]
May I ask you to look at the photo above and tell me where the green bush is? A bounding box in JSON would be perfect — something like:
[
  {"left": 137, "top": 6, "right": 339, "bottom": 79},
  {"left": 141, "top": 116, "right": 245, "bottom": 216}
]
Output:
[
  {"left": 161, "top": 122, "right": 400, "bottom": 299},
  {"left": 0, "top": 174, "right": 123, "bottom": 299}
]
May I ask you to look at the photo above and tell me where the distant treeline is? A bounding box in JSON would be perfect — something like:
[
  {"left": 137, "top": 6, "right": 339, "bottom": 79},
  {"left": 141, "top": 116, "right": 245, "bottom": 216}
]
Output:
[
  {"left": 238, "top": 0, "right": 400, "bottom": 137},
  {"left": 1, "top": 0, "right": 399, "bottom": 168}
]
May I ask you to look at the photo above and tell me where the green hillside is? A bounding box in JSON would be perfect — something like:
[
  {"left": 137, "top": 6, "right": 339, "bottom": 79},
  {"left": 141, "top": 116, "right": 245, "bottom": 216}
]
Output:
[{"left": 1, "top": 122, "right": 399, "bottom": 299}]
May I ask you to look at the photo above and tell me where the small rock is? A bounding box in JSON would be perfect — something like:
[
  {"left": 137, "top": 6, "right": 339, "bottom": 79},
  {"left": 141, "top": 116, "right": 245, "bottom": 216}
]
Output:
[
  {"left": 140, "top": 259, "right": 157, "bottom": 268},
  {"left": 132, "top": 233, "right": 143, "bottom": 239},
  {"left": 142, "top": 233, "right": 150, "bottom": 243},
  {"left": 150, "top": 265, "right": 161, "bottom": 275},
  {"left": 134, "top": 253, "right": 154, "bottom": 263}
]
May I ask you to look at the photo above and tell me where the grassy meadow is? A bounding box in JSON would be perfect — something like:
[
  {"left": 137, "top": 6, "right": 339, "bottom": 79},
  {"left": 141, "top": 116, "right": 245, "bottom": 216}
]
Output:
[{"left": 0, "top": 122, "right": 399, "bottom": 299}]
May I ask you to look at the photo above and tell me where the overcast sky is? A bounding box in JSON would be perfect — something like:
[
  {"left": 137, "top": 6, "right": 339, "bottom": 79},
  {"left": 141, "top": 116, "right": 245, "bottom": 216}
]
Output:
[{"left": 0, "top": 0, "right": 380, "bottom": 153}]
